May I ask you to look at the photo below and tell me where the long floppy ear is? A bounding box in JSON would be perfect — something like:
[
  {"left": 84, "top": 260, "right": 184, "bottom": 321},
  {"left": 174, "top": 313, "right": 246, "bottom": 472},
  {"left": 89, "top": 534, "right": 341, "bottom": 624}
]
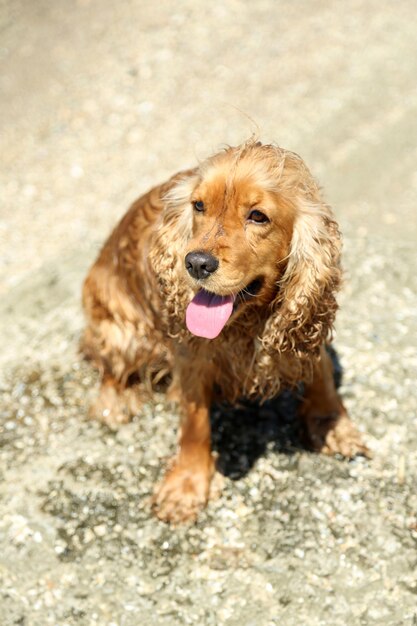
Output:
[
  {"left": 260, "top": 191, "right": 342, "bottom": 363},
  {"left": 149, "top": 169, "right": 200, "bottom": 336}
]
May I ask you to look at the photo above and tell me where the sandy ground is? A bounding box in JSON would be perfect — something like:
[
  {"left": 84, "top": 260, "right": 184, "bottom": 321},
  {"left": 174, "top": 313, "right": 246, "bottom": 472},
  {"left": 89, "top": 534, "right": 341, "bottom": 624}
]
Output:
[{"left": 1, "top": 1, "right": 417, "bottom": 625}]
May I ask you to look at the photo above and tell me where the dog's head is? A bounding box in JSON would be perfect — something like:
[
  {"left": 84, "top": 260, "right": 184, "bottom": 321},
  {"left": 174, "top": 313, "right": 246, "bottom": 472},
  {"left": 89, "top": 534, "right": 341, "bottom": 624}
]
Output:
[{"left": 164, "top": 141, "right": 341, "bottom": 355}]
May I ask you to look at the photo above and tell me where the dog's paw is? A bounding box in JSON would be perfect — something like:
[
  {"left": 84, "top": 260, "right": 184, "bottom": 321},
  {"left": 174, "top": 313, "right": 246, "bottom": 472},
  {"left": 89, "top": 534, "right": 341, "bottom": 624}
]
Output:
[
  {"left": 304, "top": 413, "right": 371, "bottom": 459},
  {"left": 152, "top": 460, "right": 214, "bottom": 524}
]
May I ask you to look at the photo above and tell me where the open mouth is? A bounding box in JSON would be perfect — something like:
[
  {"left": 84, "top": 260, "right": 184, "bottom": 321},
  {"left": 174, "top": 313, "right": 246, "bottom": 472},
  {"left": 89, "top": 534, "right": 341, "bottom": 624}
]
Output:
[
  {"left": 185, "top": 277, "right": 263, "bottom": 339},
  {"left": 233, "top": 277, "right": 263, "bottom": 309}
]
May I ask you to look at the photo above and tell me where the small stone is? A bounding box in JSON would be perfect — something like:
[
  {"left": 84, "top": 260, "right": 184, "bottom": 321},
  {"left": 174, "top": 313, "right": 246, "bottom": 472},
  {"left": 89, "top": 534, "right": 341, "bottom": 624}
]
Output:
[
  {"left": 93, "top": 524, "right": 107, "bottom": 537},
  {"left": 83, "top": 528, "right": 95, "bottom": 543}
]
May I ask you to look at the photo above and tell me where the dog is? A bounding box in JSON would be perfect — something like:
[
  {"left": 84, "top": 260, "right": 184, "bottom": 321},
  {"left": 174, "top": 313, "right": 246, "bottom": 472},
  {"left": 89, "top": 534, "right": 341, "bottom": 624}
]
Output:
[{"left": 82, "top": 140, "right": 368, "bottom": 523}]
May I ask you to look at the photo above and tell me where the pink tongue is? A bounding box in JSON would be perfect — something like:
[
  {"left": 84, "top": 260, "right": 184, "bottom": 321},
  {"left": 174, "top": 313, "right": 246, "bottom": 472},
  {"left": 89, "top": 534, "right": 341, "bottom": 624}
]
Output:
[{"left": 186, "top": 290, "right": 234, "bottom": 339}]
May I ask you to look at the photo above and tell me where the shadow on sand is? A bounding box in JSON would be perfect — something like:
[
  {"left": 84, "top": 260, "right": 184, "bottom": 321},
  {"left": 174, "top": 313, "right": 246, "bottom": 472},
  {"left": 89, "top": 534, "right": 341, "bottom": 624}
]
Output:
[{"left": 210, "top": 345, "right": 343, "bottom": 479}]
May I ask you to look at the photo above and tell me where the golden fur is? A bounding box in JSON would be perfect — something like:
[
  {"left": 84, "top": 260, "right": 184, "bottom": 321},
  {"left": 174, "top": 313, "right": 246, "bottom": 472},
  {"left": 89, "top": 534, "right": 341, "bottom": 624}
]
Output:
[{"left": 82, "top": 141, "right": 368, "bottom": 523}]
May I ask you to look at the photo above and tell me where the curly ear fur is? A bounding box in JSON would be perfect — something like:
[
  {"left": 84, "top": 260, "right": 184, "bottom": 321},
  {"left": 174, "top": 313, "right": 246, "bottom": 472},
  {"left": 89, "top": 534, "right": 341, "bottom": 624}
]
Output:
[
  {"left": 256, "top": 191, "right": 342, "bottom": 386},
  {"left": 149, "top": 170, "right": 199, "bottom": 337}
]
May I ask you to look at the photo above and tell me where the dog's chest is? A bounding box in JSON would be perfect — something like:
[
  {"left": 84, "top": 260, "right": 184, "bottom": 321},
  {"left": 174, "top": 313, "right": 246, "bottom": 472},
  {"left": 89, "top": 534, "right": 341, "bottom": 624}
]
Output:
[{"left": 210, "top": 325, "right": 263, "bottom": 396}]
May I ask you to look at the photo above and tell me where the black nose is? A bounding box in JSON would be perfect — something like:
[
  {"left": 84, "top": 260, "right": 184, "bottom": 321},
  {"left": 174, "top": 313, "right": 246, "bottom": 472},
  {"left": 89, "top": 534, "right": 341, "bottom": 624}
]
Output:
[{"left": 185, "top": 250, "right": 219, "bottom": 280}]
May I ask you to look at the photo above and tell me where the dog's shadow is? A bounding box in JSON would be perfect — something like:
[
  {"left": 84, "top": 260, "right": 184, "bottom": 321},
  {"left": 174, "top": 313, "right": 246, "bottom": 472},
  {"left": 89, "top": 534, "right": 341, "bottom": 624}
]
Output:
[{"left": 210, "top": 345, "right": 343, "bottom": 480}]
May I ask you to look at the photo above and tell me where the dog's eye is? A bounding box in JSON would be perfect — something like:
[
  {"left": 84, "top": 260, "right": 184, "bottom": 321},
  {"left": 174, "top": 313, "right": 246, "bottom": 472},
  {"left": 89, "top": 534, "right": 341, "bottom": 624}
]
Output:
[
  {"left": 193, "top": 200, "right": 205, "bottom": 212},
  {"left": 247, "top": 209, "right": 269, "bottom": 224}
]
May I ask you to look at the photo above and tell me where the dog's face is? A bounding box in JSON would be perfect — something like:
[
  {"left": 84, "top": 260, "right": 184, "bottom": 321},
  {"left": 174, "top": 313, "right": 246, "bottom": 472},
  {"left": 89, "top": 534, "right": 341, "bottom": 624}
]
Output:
[
  {"left": 186, "top": 175, "right": 295, "bottom": 300},
  {"left": 161, "top": 141, "right": 340, "bottom": 343},
  {"left": 182, "top": 147, "right": 298, "bottom": 338}
]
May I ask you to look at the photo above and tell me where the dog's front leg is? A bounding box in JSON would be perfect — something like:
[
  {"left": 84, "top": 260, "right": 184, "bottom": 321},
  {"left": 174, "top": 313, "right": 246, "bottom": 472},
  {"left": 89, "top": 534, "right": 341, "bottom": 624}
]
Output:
[
  {"left": 301, "top": 345, "right": 370, "bottom": 458},
  {"left": 153, "top": 362, "right": 215, "bottom": 523}
]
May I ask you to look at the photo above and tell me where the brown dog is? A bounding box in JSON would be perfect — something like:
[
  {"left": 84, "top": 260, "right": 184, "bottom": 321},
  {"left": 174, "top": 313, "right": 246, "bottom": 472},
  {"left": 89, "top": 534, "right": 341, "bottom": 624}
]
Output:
[{"left": 82, "top": 140, "right": 368, "bottom": 523}]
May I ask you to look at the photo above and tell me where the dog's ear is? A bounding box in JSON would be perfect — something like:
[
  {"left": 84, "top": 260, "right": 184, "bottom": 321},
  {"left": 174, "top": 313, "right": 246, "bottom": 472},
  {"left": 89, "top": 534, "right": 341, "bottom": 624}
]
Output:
[
  {"left": 260, "top": 191, "right": 342, "bottom": 362},
  {"left": 160, "top": 168, "right": 200, "bottom": 244},
  {"left": 149, "top": 169, "right": 200, "bottom": 336}
]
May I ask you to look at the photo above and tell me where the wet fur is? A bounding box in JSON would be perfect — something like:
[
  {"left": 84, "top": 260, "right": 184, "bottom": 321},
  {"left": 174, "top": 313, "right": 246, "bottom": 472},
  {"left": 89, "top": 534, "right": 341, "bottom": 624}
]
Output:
[{"left": 82, "top": 141, "right": 367, "bottom": 522}]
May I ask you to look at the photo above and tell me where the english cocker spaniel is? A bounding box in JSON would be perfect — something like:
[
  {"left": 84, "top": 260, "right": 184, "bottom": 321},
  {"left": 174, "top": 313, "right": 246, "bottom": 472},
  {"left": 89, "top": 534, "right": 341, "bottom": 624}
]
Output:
[{"left": 82, "top": 140, "right": 368, "bottom": 523}]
